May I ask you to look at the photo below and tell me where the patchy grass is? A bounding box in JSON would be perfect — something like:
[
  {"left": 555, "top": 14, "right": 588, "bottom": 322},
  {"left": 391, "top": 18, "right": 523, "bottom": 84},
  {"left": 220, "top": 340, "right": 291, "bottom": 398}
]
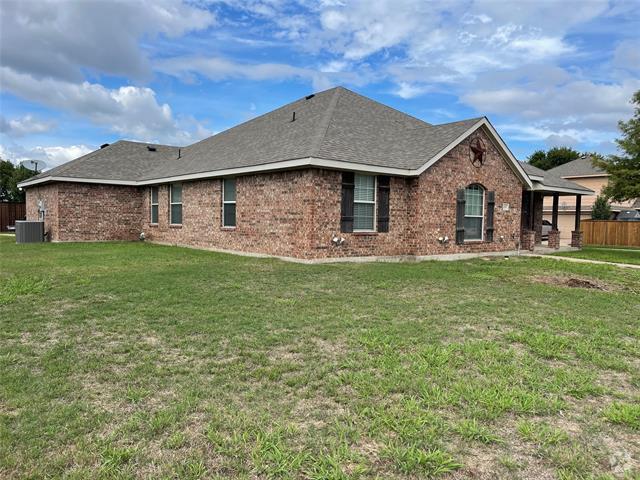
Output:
[
  {"left": 1, "top": 237, "right": 639, "bottom": 478},
  {"left": 603, "top": 403, "right": 640, "bottom": 430},
  {"left": 552, "top": 245, "right": 640, "bottom": 265}
]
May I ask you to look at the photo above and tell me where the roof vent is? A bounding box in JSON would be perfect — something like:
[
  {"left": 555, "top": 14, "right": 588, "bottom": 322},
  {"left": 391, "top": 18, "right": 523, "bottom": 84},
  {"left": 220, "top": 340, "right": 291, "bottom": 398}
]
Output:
[
  {"left": 291, "top": 111, "right": 296, "bottom": 122},
  {"left": 100, "top": 143, "right": 109, "bottom": 149},
  {"left": 305, "top": 94, "right": 315, "bottom": 100},
  {"left": 147, "top": 146, "right": 157, "bottom": 152}
]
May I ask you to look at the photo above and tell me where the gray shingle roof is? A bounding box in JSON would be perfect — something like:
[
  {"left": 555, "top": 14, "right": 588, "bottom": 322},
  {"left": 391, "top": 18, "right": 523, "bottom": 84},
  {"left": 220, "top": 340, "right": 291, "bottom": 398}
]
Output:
[
  {"left": 547, "top": 155, "right": 605, "bottom": 177},
  {"left": 519, "top": 162, "right": 546, "bottom": 178},
  {"left": 27, "top": 141, "right": 179, "bottom": 183},
  {"left": 21, "top": 86, "right": 487, "bottom": 185},
  {"left": 519, "top": 161, "right": 593, "bottom": 194}
]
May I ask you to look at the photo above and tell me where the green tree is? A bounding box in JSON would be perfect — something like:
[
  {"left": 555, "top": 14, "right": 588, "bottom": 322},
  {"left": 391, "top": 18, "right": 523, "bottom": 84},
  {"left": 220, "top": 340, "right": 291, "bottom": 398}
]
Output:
[
  {"left": 591, "top": 195, "right": 612, "bottom": 220},
  {"left": 527, "top": 150, "right": 547, "bottom": 170},
  {"left": 0, "top": 159, "right": 37, "bottom": 202},
  {"left": 528, "top": 147, "right": 581, "bottom": 170},
  {"left": 595, "top": 90, "right": 640, "bottom": 202}
]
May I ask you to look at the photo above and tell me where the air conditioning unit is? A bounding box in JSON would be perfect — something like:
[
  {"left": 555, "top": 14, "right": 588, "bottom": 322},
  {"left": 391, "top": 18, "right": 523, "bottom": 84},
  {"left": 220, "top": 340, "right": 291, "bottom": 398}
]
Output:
[{"left": 15, "top": 221, "right": 44, "bottom": 243}]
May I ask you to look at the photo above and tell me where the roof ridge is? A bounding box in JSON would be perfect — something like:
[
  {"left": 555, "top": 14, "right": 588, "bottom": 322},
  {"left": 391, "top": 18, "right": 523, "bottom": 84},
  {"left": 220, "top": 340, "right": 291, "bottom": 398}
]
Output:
[
  {"left": 309, "top": 87, "right": 342, "bottom": 156},
  {"left": 431, "top": 117, "right": 485, "bottom": 128},
  {"left": 184, "top": 87, "right": 342, "bottom": 151},
  {"left": 335, "top": 86, "right": 432, "bottom": 127}
]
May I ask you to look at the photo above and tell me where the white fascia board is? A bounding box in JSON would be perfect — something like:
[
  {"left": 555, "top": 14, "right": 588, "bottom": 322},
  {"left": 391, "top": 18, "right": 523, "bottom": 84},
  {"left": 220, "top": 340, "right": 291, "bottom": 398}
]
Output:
[
  {"left": 18, "top": 176, "right": 137, "bottom": 188},
  {"left": 19, "top": 158, "right": 415, "bottom": 189},
  {"left": 137, "top": 157, "right": 414, "bottom": 185},
  {"left": 561, "top": 173, "right": 609, "bottom": 179}
]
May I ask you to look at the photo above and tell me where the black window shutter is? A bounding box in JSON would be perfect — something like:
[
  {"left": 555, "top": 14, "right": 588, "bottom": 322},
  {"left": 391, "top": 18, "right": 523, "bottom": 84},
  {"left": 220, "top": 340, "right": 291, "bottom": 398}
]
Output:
[
  {"left": 341, "top": 172, "right": 354, "bottom": 233},
  {"left": 377, "top": 176, "right": 390, "bottom": 232},
  {"left": 486, "top": 191, "right": 495, "bottom": 242},
  {"left": 456, "top": 188, "right": 465, "bottom": 245}
]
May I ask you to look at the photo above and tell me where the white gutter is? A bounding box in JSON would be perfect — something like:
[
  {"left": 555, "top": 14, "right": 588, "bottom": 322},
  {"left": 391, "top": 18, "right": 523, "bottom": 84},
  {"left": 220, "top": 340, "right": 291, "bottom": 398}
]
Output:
[{"left": 18, "top": 176, "right": 138, "bottom": 188}]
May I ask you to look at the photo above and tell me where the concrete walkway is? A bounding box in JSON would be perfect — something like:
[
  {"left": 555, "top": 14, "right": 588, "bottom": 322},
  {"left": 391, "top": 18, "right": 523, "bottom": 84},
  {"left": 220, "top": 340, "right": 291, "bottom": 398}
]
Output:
[{"left": 523, "top": 253, "right": 640, "bottom": 270}]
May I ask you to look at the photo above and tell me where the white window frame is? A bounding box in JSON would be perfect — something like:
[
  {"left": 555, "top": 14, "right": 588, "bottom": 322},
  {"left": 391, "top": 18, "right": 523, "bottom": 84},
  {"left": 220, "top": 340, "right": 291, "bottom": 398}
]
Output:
[
  {"left": 222, "top": 178, "right": 236, "bottom": 228},
  {"left": 353, "top": 173, "right": 377, "bottom": 233},
  {"left": 464, "top": 184, "right": 484, "bottom": 241},
  {"left": 170, "top": 183, "right": 182, "bottom": 225},
  {"left": 150, "top": 186, "right": 158, "bottom": 224}
]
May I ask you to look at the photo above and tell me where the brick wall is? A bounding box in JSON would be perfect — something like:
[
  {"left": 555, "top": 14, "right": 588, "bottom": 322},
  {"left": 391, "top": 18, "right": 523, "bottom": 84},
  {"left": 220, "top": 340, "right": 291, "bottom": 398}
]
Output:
[
  {"left": 26, "top": 184, "right": 59, "bottom": 240},
  {"left": 26, "top": 127, "right": 525, "bottom": 258},
  {"left": 143, "top": 171, "right": 315, "bottom": 257},
  {"left": 408, "top": 128, "right": 522, "bottom": 256},
  {"left": 309, "top": 127, "right": 523, "bottom": 258},
  {"left": 142, "top": 128, "right": 523, "bottom": 259},
  {"left": 27, "top": 183, "right": 143, "bottom": 241},
  {"left": 57, "top": 183, "right": 144, "bottom": 241}
]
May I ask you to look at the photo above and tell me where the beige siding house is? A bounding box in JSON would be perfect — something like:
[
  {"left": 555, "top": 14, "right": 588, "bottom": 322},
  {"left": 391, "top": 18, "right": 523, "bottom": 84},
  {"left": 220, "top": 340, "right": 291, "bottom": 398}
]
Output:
[{"left": 543, "top": 156, "right": 637, "bottom": 244}]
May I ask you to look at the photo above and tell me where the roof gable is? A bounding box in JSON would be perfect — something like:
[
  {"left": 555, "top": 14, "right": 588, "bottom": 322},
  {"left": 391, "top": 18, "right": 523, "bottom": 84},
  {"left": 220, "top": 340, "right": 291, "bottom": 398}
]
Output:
[{"left": 547, "top": 155, "right": 605, "bottom": 178}]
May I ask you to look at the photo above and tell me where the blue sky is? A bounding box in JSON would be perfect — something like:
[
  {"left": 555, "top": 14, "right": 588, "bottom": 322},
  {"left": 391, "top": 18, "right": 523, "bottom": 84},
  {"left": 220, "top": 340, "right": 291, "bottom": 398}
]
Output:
[{"left": 1, "top": 0, "right": 639, "bottom": 170}]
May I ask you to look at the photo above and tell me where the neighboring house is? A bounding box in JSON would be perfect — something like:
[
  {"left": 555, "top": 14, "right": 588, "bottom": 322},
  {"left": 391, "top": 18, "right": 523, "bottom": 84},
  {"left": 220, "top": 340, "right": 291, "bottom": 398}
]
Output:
[
  {"left": 18, "top": 87, "right": 592, "bottom": 260},
  {"left": 543, "top": 156, "right": 639, "bottom": 242}
]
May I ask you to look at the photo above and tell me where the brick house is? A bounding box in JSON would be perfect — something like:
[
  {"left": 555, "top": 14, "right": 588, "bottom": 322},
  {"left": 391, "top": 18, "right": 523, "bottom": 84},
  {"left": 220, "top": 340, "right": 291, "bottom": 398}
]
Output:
[{"left": 19, "top": 87, "right": 592, "bottom": 260}]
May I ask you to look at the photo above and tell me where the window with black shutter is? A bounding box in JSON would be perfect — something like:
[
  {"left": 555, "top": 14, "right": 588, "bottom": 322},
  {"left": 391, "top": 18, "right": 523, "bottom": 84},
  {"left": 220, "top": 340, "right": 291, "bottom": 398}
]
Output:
[
  {"left": 340, "top": 172, "right": 354, "bottom": 233},
  {"left": 486, "top": 191, "right": 495, "bottom": 242},
  {"left": 377, "top": 176, "right": 390, "bottom": 232},
  {"left": 456, "top": 188, "right": 465, "bottom": 244}
]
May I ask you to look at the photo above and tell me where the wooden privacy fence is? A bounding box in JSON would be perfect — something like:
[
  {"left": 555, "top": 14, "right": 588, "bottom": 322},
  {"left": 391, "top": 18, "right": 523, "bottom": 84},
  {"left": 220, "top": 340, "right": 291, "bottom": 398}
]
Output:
[
  {"left": 582, "top": 220, "right": 640, "bottom": 247},
  {"left": 0, "top": 202, "right": 26, "bottom": 232}
]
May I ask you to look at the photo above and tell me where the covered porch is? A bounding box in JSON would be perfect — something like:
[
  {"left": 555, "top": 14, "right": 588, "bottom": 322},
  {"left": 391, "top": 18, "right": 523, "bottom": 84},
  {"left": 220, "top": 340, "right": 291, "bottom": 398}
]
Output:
[{"left": 519, "top": 163, "right": 594, "bottom": 251}]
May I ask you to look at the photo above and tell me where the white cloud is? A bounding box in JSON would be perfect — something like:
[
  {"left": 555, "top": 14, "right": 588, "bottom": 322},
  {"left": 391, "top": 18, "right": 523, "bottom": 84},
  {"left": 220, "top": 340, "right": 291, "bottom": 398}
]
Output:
[
  {"left": 0, "top": 0, "right": 215, "bottom": 81},
  {"left": 0, "top": 67, "right": 210, "bottom": 145},
  {"left": 394, "top": 82, "right": 429, "bottom": 99},
  {"left": 0, "top": 115, "right": 55, "bottom": 137},
  {"left": 545, "top": 134, "right": 579, "bottom": 149},
  {"left": 320, "top": 60, "right": 349, "bottom": 73},
  {"left": 0, "top": 142, "right": 93, "bottom": 169},
  {"left": 155, "top": 57, "right": 366, "bottom": 90},
  {"left": 613, "top": 40, "right": 640, "bottom": 73},
  {"left": 462, "top": 79, "right": 639, "bottom": 128},
  {"left": 462, "top": 13, "right": 492, "bottom": 25},
  {"left": 321, "top": 10, "right": 348, "bottom": 30},
  {"left": 34, "top": 145, "right": 94, "bottom": 168}
]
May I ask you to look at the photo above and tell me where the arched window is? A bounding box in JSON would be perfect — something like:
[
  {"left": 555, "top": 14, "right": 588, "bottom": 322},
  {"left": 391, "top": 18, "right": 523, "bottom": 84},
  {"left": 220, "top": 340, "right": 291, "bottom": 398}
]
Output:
[{"left": 464, "top": 184, "right": 484, "bottom": 241}]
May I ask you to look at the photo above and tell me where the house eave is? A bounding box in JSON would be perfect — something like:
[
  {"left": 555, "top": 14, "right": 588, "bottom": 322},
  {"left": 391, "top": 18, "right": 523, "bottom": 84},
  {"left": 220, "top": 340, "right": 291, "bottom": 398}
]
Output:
[{"left": 530, "top": 182, "right": 594, "bottom": 196}]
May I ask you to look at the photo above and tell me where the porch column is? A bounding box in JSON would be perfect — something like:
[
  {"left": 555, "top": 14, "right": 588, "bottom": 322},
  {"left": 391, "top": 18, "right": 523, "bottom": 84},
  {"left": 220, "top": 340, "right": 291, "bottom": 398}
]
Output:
[
  {"left": 571, "top": 194, "right": 583, "bottom": 248},
  {"left": 547, "top": 193, "right": 561, "bottom": 249},
  {"left": 551, "top": 193, "right": 559, "bottom": 230}
]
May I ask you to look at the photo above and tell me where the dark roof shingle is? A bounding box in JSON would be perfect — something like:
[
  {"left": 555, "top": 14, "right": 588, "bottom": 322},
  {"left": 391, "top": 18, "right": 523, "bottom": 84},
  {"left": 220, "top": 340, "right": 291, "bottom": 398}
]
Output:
[
  {"left": 22, "top": 87, "right": 487, "bottom": 184},
  {"left": 547, "top": 155, "right": 605, "bottom": 177}
]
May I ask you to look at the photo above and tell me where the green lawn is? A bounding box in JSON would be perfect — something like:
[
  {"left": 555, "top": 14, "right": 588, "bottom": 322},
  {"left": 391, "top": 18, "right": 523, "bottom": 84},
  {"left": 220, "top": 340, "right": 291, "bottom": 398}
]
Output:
[
  {"left": 551, "top": 246, "right": 640, "bottom": 266},
  {"left": 1, "top": 237, "right": 639, "bottom": 479}
]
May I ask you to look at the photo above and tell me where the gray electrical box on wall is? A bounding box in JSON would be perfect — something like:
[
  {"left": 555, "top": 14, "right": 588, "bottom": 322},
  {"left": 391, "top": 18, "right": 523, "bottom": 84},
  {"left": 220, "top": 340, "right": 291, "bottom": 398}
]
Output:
[{"left": 15, "top": 221, "right": 44, "bottom": 243}]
